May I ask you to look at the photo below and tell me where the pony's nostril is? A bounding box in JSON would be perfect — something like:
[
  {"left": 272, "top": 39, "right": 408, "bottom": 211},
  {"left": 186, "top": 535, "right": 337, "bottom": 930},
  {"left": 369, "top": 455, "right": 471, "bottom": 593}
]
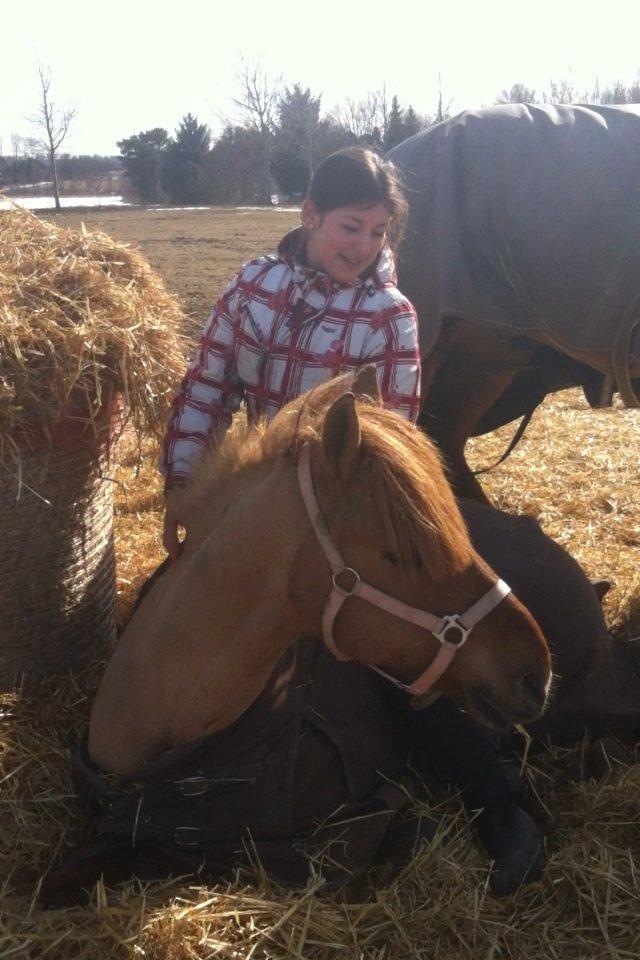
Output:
[{"left": 519, "top": 671, "right": 547, "bottom": 706}]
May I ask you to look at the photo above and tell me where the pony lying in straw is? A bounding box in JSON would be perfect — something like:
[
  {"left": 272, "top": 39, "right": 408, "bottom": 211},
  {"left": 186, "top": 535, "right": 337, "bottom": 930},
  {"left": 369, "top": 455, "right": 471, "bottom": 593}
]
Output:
[{"left": 42, "top": 368, "right": 552, "bottom": 904}]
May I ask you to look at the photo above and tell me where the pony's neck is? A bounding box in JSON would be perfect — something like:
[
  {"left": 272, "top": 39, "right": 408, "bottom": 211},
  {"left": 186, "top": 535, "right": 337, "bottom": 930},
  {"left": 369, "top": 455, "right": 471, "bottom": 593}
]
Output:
[
  {"left": 89, "top": 457, "right": 311, "bottom": 777},
  {"left": 191, "top": 491, "right": 295, "bottom": 684},
  {"left": 174, "top": 459, "right": 304, "bottom": 721}
]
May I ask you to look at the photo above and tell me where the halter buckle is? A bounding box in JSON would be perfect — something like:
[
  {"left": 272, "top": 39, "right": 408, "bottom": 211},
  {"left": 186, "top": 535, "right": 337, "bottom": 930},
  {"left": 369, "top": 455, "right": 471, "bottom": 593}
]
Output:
[
  {"left": 174, "top": 826, "right": 202, "bottom": 846},
  {"left": 434, "top": 614, "right": 471, "bottom": 647},
  {"left": 332, "top": 567, "right": 361, "bottom": 596}
]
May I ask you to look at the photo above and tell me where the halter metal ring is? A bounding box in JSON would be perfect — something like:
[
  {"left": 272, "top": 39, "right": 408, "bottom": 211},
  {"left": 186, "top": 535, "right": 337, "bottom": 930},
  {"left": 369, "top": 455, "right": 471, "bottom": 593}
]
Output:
[
  {"left": 433, "top": 614, "right": 471, "bottom": 647},
  {"left": 332, "top": 567, "right": 361, "bottom": 596}
]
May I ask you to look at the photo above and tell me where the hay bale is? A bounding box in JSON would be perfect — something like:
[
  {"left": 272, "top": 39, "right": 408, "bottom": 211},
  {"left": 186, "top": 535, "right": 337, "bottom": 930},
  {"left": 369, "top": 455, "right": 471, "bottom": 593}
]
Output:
[
  {"left": 0, "top": 207, "right": 186, "bottom": 685},
  {"left": 0, "top": 411, "right": 117, "bottom": 684}
]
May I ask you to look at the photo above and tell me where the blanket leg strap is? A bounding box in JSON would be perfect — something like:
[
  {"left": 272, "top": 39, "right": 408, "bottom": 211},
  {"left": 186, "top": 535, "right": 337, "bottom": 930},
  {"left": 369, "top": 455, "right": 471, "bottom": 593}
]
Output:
[
  {"left": 613, "top": 293, "right": 640, "bottom": 408},
  {"left": 472, "top": 407, "right": 535, "bottom": 476}
]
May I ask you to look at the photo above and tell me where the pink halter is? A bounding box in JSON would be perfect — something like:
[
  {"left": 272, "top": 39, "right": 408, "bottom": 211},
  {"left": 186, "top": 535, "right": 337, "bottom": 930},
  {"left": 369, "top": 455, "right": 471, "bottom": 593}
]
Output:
[{"left": 296, "top": 442, "right": 511, "bottom": 697}]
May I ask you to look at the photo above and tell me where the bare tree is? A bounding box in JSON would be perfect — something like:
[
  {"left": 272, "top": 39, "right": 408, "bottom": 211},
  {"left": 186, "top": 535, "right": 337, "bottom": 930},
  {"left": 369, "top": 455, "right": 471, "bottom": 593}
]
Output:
[
  {"left": 25, "top": 137, "right": 42, "bottom": 157},
  {"left": 331, "top": 87, "right": 390, "bottom": 145},
  {"left": 229, "top": 58, "right": 281, "bottom": 204},
  {"left": 434, "top": 74, "right": 453, "bottom": 124},
  {"left": 543, "top": 78, "right": 580, "bottom": 105},
  {"left": 11, "top": 133, "right": 25, "bottom": 161},
  {"left": 496, "top": 83, "right": 538, "bottom": 105},
  {"left": 29, "top": 64, "right": 76, "bottom": 211},
  {"left": 551, "top": 73, "right": 640, "bottom": 106}
]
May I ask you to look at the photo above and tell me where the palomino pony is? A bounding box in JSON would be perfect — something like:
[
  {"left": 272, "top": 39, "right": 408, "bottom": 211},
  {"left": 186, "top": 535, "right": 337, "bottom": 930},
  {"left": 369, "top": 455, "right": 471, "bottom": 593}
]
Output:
[
  {"left": 41, "top": 367, "right": 552, "bottom": 902},
  {"left": 90, "top": 367, "right": 550, "bottom": 777}
]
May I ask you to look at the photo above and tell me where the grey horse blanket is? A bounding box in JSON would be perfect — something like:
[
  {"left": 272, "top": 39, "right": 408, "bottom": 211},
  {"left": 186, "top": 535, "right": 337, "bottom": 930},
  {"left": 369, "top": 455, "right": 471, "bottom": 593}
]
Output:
[{"left": 389, "top": 104, "right": 640, "bottom": 369}]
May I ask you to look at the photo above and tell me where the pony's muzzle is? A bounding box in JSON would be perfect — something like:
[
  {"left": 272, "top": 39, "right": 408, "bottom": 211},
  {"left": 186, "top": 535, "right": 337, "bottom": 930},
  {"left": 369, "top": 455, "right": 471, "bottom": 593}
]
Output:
[
  {"left": 469, "top": 666, "right": 550, "bottom": 730},
  {"left": 516, "top": 668, "right": 550, "bottom": 717}
]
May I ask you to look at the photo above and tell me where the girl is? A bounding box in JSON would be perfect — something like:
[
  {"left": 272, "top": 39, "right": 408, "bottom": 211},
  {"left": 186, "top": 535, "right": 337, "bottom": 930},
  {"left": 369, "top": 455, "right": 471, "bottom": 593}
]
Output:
[
  {"left": 161, "top": 147, "right": 420, "bottom": 553},
  {"left": 159, "top": 146, "right": 544, "bottom": 896}
]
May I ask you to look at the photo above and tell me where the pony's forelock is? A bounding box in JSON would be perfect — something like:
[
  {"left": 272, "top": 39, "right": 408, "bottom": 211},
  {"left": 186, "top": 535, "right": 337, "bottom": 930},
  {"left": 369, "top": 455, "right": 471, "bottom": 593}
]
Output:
[{"left": 355, "top": 407, "right": 472, "bottom": 579}]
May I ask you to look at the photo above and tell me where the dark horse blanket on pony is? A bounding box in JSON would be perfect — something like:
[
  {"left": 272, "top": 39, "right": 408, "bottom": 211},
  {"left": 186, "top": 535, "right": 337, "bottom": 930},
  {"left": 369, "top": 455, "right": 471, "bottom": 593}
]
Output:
[
  {"left": 56, "top": 637, "right": 431, "bottom": 903},
  {"left": 42, "top": 497, "right": 639, "bottom": 906}
]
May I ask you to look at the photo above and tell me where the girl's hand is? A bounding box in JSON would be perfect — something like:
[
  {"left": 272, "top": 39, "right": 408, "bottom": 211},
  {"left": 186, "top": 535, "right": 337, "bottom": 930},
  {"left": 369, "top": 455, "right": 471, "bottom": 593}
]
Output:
[{"left": 162, "top": 502, "right": 184, "bottom": 560}]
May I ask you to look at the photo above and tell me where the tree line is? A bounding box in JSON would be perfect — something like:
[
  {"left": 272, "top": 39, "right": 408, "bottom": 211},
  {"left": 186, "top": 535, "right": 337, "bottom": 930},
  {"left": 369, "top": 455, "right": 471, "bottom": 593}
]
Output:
[
  {"left": 118, "top": 82, "right": 428, "bottom": 205},
  {"left": 117, "top": 70, "right": 640, "bottom": 206},
  {"left": 0, "top": 152, "right": 119, "bottom": 188},
  {"left": 2, "top": 68, "right": 639, "bottom": 206}
]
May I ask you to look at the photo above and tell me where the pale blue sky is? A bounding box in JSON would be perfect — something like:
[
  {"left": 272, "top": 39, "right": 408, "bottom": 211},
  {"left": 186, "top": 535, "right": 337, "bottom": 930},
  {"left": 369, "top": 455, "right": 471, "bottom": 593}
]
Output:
[{"left": 3, "top": 0, "right": 640, "bottom": 156}]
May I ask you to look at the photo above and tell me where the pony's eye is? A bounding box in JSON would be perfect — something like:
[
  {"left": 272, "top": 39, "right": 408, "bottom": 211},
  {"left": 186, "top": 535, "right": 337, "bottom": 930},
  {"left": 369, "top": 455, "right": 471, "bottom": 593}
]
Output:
[{"left": 382, "top": 549, "right": 423, "bottom": 570}]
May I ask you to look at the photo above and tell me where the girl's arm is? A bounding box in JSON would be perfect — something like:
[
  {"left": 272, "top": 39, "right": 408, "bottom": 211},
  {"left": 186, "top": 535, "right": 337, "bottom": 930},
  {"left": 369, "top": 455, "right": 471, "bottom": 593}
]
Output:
[
  {"left": 160, "top": 273, "right": 245, "bottom": 489},
  {"left": 361, "top": 299, "right": 421, "bottom": 422}
]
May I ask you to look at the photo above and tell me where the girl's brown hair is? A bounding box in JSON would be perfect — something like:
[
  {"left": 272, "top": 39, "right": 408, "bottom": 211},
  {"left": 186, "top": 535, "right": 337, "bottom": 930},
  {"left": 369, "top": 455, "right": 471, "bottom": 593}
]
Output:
[{"left": 305, "top": 147, "right": 408, "bottom": 249}]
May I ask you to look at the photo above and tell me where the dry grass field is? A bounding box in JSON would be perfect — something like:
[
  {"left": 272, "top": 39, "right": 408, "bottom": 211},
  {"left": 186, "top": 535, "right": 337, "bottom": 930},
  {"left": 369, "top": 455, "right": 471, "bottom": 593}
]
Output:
[
  {"left": 55, "top": 206, "right": 301, "bottom": 333},
  {"left": 1, "top": 206, "right": 639, "bottom": 958}
]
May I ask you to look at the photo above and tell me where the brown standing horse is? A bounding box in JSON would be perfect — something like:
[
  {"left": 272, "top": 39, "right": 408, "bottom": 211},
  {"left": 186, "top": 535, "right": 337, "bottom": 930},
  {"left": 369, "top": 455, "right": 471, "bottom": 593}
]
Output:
[
  {"left": 389, "top": 103, "right": 640, "bottom": 502},
  {"left": 89, "top": 368, "right": 551, "bottom": 779}
]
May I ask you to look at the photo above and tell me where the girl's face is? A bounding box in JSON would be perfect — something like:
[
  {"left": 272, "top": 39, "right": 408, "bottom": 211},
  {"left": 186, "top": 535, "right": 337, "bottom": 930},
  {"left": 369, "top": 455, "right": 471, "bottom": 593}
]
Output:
[{"left": 301, "top": 200, "right": 391, "bottom": 284}]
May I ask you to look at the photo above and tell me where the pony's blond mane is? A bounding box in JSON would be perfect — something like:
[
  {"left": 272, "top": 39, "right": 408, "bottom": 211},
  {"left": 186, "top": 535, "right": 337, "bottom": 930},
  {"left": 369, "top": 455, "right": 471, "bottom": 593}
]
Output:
[{"left": 177, "top": 376, "right": 472, "bottom": 580}]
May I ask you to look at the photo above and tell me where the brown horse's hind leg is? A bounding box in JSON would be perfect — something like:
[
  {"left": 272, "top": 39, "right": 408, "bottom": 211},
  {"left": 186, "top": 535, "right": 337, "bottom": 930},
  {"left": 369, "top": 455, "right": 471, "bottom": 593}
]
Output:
[{"left": 418, "top": 321, "right": 536, "bottom": 503}]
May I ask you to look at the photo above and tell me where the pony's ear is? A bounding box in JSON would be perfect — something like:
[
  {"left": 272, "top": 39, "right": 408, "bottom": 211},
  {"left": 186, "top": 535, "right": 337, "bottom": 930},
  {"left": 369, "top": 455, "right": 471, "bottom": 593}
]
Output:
[
  {"left": 321, "top": 392, "right": 361, "bottom": 480},
  {"left": 353, "top": 363, "right": 381, "bottom": 404}
]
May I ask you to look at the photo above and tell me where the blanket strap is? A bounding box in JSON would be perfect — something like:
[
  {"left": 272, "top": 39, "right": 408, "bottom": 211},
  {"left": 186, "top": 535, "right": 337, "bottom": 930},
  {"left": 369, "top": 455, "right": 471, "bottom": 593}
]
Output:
[
  {"left": 612, "top": 291, "right": 640, "bottom": 408},
  {"left": 472, "top": 407, "right": 536, "bottom": 476}
]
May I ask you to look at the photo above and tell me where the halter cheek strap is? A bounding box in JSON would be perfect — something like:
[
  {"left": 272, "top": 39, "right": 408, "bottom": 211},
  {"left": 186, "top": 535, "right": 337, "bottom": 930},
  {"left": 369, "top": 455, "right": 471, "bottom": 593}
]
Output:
[{"left": 296, "top": 443, "right": 511, "bottom": 697}]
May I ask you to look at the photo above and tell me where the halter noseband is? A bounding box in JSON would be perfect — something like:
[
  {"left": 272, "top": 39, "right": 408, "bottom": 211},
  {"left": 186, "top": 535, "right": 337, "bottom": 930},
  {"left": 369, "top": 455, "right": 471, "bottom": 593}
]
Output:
[{"left": 296, "top": 442, "right": 511, "bottom": 697}]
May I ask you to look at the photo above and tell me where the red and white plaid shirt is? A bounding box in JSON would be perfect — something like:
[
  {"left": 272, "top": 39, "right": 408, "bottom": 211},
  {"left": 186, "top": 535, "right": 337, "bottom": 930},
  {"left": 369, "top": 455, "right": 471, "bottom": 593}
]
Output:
[{"left": 161, "top": 228, "right": 421, "bottom": 486}]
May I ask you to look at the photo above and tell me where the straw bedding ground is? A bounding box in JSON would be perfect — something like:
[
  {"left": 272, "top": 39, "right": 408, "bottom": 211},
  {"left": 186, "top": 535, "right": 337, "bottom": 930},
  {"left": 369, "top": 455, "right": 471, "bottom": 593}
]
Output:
[{"left": 0, "top": 207, "right": 639, "bottom": 959}]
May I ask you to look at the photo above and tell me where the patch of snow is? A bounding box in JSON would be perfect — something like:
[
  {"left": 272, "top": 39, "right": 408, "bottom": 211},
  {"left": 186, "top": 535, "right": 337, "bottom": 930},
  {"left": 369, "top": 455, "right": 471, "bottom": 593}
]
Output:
[
  {"left": 146, "top": 206, "right": 213, "bottom": 212},
  {"left": 7, "top": 181, "right": 53, "bottom": 189},
  {"left": 236, "top": 206, "right": 300, "bottom": 213},
  {"left": 0, "top": 195, "right": 131, "bottom": 211},
  {"left": 146, "top": 205, "right": 301, "bottom": 213}
]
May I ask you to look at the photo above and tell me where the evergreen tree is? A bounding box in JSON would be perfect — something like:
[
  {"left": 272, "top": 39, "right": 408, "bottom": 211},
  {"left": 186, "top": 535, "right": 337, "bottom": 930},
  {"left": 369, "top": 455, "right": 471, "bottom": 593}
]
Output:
[
  {"left": 206, "top": 125, "right": 265, "bottom": 204},
  {"left": 271, "top": 85, "right": 322, "bottom": 199},
  {"left": 161, "top": 114, "right": 212, "bottom": 204},
  {"left": 117, "top": 128, "right": 169, "bottom": 203},
  {"left": 383, "top": 96, "right": 406, "bottom": 150},
  {"left": 403, "top": 106, "right": 424, "bottom": 138}
]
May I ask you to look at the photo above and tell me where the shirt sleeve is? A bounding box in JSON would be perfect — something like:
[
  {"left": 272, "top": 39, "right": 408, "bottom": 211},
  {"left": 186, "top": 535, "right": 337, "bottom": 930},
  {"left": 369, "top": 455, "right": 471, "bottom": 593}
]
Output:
[
  {"left": 360, "top": 298, "right": 421, "bottom": 422},
  {"left": 160, "top": 272, "right": 246, "bottom": 487}
]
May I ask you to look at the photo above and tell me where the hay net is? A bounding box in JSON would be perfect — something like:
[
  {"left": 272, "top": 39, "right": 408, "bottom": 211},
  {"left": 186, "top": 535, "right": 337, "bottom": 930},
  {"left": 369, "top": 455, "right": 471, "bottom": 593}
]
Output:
[{"left": 0, "top": 206, "right": 187, "bottom": 459}]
